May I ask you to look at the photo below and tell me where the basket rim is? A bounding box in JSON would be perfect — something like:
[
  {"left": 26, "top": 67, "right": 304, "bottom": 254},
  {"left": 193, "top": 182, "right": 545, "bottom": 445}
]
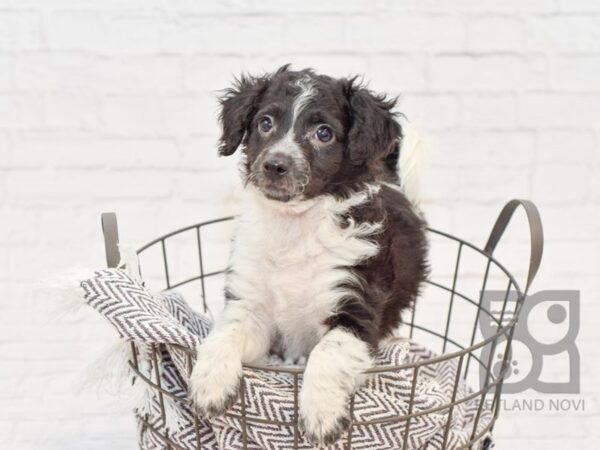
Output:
[{"left": 136, "top": 216, "right": 524, "bottom": 375}]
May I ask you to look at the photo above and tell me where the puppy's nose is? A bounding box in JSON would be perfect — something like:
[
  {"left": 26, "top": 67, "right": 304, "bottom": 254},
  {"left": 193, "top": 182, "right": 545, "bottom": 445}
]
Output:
[{"left": 263, "top": 155, "right": 291, "bottom": 177}]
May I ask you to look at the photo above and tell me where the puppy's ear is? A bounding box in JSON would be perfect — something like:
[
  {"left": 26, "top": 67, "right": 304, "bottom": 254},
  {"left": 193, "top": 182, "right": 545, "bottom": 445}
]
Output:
[
  {"left": 342, "top": 78, "right": 402, "bottom": 167},
  {"left": 218, "top": 74, "right": 270, "bottom": 156},
  {"left": 218, "top": 65, "right": 290, "bottom": 156}
]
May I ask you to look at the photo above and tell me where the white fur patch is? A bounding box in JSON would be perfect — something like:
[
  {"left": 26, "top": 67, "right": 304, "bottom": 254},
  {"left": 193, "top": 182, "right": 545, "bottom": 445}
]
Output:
[
  {"left": 225, "top": 184, "right": 381, "bottom": 362},
  {"left": 265, "top": 129, "right": 307, "bottom": 167},
  {"left": 299, "top": 327, "right": 372, "bottom": 442},
  {"left": 291, "top": 76, "right": 315, "bottom": 123},
  {"left": 189, "top": 329, "right": 244, "bottom": 416},
  {"left": 263, "top": 78, "right": 315, "bottom": 169},
  {"left": 399, "top": 121, "right": 429, "bottom": 205},
  {"left": 189, "top": 298, "right": 272, "bottom": 415}
]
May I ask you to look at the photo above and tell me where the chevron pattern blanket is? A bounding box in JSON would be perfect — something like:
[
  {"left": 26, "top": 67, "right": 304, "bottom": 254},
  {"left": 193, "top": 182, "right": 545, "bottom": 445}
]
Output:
[{"left": 80, "top": 269, "right": 493, "bottom": 450}]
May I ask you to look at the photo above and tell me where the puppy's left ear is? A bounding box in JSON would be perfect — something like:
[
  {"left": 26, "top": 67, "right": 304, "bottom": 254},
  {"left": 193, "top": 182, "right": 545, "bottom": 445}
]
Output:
[
  {"left": 218, "top": 74, "right": 271, "bottom": 156},
  {"left": 342, "top": 79, "right": 402, "bottom": 167}
]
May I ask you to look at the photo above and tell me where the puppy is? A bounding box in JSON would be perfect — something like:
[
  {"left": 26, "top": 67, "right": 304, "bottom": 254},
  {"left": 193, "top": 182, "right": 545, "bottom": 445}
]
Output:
[{"left": 190, "top": 65, "right": 428, "bottom": 445}]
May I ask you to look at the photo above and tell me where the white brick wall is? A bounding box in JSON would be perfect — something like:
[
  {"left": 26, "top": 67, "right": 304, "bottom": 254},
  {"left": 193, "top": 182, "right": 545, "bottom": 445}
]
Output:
[{"left": 1, "top": 0, "right": 599, "bottom": 448}]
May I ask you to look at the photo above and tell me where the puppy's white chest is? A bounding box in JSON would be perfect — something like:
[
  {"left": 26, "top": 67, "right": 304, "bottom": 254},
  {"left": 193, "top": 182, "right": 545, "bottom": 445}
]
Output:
[
  {"left": 228, "top": 189, "right": 381, "bottom": 360},
  {"left": 261, "top": 214, "right": 340, "bottom": 356}
]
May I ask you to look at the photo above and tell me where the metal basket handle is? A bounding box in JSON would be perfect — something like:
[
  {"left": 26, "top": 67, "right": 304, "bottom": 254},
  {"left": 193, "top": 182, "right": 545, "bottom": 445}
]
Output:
[
  {"left": 484, "top": 199, "right": 544, "bottom": 294},
  {"left": 101, "top": 212, "right": 121, "bottom": 268}
]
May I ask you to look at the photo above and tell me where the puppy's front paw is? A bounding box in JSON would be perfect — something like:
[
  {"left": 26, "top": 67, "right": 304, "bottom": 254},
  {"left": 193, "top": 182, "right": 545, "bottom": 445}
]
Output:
[
  {"left": 299, "top": 379, "right": 351, "bottom": 446},
  {"left": 189, "top": 341, "right": 242, "bottom": 418}
]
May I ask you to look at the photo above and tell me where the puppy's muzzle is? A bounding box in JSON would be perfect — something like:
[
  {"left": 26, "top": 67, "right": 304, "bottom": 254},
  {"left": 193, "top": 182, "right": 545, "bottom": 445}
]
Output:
[
  {"left": 251, "top": 151, "right": 309, "bottom": 202},
  {"left": 262, "top": 153, "right": 292, "bottom": 179}
]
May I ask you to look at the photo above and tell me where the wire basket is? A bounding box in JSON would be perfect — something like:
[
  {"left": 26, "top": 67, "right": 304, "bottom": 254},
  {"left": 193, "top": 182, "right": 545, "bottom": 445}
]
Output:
[{"left": 101, "top": 199, "right": 543, "bottom": 450}]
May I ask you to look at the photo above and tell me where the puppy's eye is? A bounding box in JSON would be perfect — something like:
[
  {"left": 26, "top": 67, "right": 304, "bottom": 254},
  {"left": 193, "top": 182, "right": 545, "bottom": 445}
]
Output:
[
  {"left": 258, "top": 116, "right": 273, "bottom": 133},
  {"left": 315, "top": 125, "right": 334, "bottom": 143}
]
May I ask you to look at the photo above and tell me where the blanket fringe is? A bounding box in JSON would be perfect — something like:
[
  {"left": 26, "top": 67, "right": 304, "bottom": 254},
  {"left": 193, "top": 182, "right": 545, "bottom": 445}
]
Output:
[
  {"left": 76, "top": 338, "right": 187, "bottom": 431},
  {"left": 41, "top": 267, "right": 96, "bottom": 320}
]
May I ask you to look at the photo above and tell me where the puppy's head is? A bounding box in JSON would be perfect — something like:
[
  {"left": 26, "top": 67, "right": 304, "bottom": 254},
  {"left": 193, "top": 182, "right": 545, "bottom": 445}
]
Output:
[{"left": 218, "top": 65, "right": 402, "bottom": 202}]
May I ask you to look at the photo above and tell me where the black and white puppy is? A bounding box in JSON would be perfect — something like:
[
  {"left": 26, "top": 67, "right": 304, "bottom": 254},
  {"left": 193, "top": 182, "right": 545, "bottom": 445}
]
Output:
[{"left": 190, "top": 65, "right": 428, "bottom": 445}]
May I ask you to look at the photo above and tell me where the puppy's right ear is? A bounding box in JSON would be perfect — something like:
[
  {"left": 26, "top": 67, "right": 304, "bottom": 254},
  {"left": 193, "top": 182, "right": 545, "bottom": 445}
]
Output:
[{"left": 217, "top": 74, "right": 270, "bottom": 156}]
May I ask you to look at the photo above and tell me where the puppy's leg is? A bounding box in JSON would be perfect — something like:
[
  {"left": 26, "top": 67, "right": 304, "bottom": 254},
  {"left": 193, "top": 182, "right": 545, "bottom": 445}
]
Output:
[
  {"left": 299, "top": 327, "right": 372, "bottom": 446},
  {"left": 190, "top": 300, "right": 270, "bottom": 417}
]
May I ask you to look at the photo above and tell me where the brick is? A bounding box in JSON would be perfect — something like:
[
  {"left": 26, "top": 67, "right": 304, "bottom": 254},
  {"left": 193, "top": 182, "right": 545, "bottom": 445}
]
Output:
[
  {"left": 43, "top": 93, "right": 100, "bottom": 129},
  {"left": 101, "top": 55, "right": 185, "bottom": 94},
  {"left": 19, "top": 54, "right": 183, "bottom": 94},
  {"left": 4, "top": 245, "right": 59, "bottom": 282},
  {"left": 162, "top": 94, "right": 218, "bottom": 135},
  {"left": 537, "top": 130, "right": 595, "bottom": 164},
  {"left": 173, "top": 169, "right": 235, "bottom": 202},
  {"left": 5, "top": 170, "right": 95, "bottom": 204},
  {"left": 430, "top": 55, "right": 547, "bottom": 92},
  {"left": 97, "top": 137, "right": 179, "bottom": 169},
  {"left": 590, "top": 164, "right": 600, "bottom": 204},
  {"left": 556, "top": 0, "right": 600, "bottom": 12},
  {"left": 162, "top": 16, "right": 284, "bottom": 53},
  {"left": 519, "top": 93, "right": 600, "bottom": 128},
  {"left": 420, "top": 165, "right": 461, "bottom": 203},
  {"left": 186, "top": 55, "right": 245, "bottom": 93},
  {"left": 91, "top": 170, "right": 174, "bottom": 200},
  {"left": 370, "top": 54, "right": 428, "bottom": 92},
  {"left": 400, "top": 94, "right": 461, "bottom": 130},
  {"left": 269, "top": 55, "right": 368, "bottom": 79},
  {"left": 467, "top": 16, "right": 524, "bottom": 52},
  {"left": 445, "top": 204, "right": 501, "bottom": 244},
  {"left": 46, "top": 11, "right": 164, "bottom": 53},
  {"left": 5, "top": 169, "right": 173, "bottom": 206},
  {"left": 0, "top": 421, "right": 13, "bottom": 442},
  {"left": 246, "top": 0, "right": 371, "bottom": 13},
  {"left": 14, "top": 53, "right": 105, "bottom": 91},
  {"left": 1, "top": 341, "right": 92, "bottom": 361},
  {"left": 455, "top": 165, "right": 531, "bottom": 203},
  {"left": 531, "top": 163, "right": 589, "bottom": 205},
  {"left": 492, "top": 417, "right": 518, "bottom": 438},
  {"left": 346, "top": 15, "right": 466, "bottom": 52},
  {"left": 11, "top": 133, "right": 92, "bottom": 168},
  {"left": 551, "top": 56, "right": 600, "bottom": 92},
  {"left": 12, "top": 133, "right": 178, "bottom": 169},
  {"left": 377, "top": 0, "right": 554, "bottom": 13},
  {"left": 0, "top": 54, "right": 15, "bottom": 90},
  {"left": 46, "top": 10, "right": 107, "bottom": 51},
  {"left": 101, "top": 95, "right": 162, "bottom": 135},
  {"left": 13, "top": 420, "right": 83, "bottom": 444},
  {"left": 430, "top": 131, "right": 535, "bottom": 168},
  {"left": 283, "top": 16, "right": 345, "bottom": 52},
  {"left": 4, "top": 0, "right": 162, "bottom": 7},
  {"left": 0, "top": 93, "right": 43, "bottom": 128},
  {"left": 526, "top": 16, "right": 600, "bottom": 52},
  {"left": 461, "top": 93, "right": 517, "bottom": 129},
  {"left": 106, "top": 13, "right": 161, "bottom": 52},
  {"left": 0, "top": 252, "right": 9, "bottom": 281},
  {"left": 0, "top": 177, "right": 6, "bottom": 205},
  {"left": 0, "top": 10, "right": 40, "bottom": 50},
  {"left": 0, "top": 208, "right": 37, "bottom": 244},
  {"left": 0, "top": 132, "right": 12, "bottom": 168},
  {"left": 180, "top": 135, "right": 229, "bottom": 170},
  {"left": 82, "top": 415, "right": 137, "bottom": 438},
  {"left": 514, "top": 414, "right": 587, "bottom": 438},
  {"left": 13, "top": 323, "right": 85, "bottom": 342}
]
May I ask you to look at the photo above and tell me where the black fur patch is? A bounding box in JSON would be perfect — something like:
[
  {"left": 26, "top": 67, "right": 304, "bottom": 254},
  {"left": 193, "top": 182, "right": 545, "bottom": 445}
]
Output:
[{"left": 326, "top": 185, "right": 429, "bottom": 350}]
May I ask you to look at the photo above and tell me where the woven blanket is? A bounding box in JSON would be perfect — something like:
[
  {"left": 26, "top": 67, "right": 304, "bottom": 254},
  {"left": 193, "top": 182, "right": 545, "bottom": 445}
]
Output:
[{"left": 80, "top": 269, "right": 493, "bottom": 450}]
